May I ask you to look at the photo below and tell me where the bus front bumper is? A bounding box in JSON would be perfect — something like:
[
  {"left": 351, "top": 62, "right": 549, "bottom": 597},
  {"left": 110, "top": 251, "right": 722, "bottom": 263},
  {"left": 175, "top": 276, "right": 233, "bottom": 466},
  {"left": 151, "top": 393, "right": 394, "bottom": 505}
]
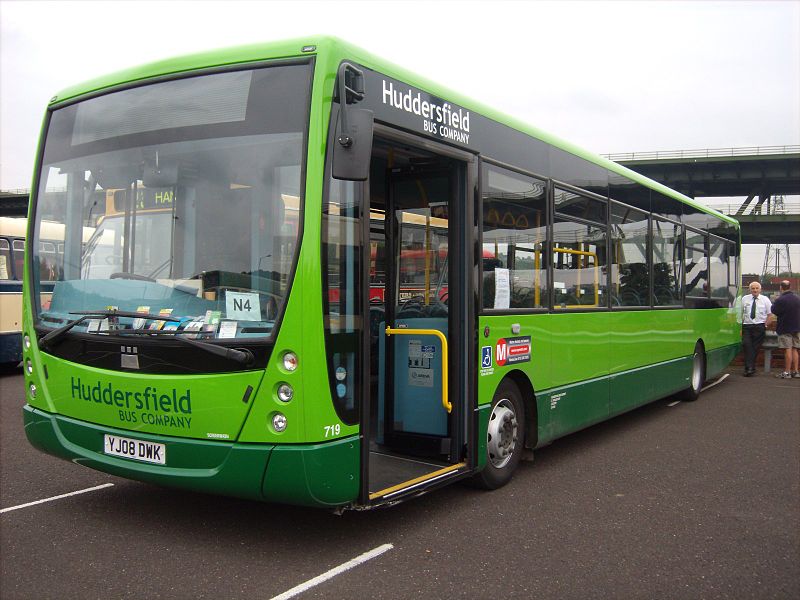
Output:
[{"left": 23, "top": 405, "right": 360, "bottom": 508}]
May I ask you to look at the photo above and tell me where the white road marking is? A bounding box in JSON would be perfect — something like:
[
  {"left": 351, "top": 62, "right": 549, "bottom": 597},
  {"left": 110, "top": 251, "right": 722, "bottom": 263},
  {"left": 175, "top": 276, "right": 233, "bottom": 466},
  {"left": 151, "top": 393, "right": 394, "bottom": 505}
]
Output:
[
  {"left": 270, "top": 543, "right": 394, "bottom": 600},
  {"left": 668, "top": 373, "right": 731, "bottom": 407},
  {"left": 0, "top": 483, "right": 115, "bottom": 514},
  {"left": 702, "top": 373, "right": 730, "bottom": 392}
]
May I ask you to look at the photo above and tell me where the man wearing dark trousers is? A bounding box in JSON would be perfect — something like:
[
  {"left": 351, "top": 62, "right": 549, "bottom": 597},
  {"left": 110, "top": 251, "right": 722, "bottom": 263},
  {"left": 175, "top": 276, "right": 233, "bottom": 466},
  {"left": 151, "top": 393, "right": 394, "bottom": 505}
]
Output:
[
  {"left": 741, "top": 281, "right": 771, "bottom": 376},
  {"left": 770, "top": 280, "right": 800, "bottom": 379}
]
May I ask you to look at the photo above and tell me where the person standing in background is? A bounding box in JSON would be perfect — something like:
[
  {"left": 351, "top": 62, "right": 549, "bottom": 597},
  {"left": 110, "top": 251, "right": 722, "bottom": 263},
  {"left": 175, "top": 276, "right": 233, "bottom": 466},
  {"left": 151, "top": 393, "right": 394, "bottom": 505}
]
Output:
[
  {"left": 770, "top": 280, "right": 800, "bottom": 379},
  {"left": 741, "top": 281, "right": 771, "bottom": 377}
]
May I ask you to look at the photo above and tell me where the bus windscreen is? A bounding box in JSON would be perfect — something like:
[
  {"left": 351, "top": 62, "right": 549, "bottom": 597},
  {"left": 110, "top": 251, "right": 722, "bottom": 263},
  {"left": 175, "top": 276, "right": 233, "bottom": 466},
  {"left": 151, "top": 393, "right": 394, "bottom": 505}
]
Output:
[{"left": 31, "top": 63, "right": 311, "bottom": 346}]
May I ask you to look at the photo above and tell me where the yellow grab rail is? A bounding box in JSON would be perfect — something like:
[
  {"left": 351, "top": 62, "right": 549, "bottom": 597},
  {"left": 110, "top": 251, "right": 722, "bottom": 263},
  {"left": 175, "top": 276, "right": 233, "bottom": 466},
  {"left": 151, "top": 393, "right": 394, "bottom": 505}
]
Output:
[
  {"left": 385, "top": 326, "right": 451, "bottom": 413},
  {"left": 553, "top": 246, "right": 600, "bottom": 307}
]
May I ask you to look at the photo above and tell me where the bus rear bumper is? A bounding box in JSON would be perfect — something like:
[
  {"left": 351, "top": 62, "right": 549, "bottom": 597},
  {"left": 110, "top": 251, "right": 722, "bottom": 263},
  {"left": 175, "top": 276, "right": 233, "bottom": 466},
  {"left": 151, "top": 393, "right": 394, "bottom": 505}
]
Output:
[{"left": 23, "top": 405, "right": 360, "bottom": 507}]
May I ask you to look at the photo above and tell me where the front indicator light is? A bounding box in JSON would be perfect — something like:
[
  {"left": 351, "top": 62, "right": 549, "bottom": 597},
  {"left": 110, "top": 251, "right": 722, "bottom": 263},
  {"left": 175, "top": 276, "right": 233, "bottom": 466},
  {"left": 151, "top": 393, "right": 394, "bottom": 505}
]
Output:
[
  {"left": 29, "top": 384, "right": 37, "bottom": 399},
  {"left": 277, "top": 383, "right": 294, "bottom": 402},
  {"left": 282, "top": 352, "right": 298, "bottom": 372},
  {"left": 26, "top": 360, "right": 33, "bottom": 374},
  {"left": 24, "top": 335, "right": 31, "bottom": 350},
  {"left": 272, "top": 413, "right": 287, "bottom": 432}
]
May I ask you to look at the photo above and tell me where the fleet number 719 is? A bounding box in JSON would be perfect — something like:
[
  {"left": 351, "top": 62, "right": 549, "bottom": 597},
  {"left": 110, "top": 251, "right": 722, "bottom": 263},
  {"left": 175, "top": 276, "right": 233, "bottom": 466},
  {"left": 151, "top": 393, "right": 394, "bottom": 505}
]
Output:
[{"left": 324, "top": 424, "right": 341, "bottom": 437}]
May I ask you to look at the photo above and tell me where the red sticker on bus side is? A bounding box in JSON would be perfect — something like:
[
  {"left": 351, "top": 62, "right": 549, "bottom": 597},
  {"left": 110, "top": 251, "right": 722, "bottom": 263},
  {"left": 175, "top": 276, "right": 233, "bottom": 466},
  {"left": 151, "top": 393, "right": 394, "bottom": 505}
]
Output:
[
  {"left": 496, "top": 336, "right": 531, "bottom": 367},
  {"left": 496, "top": 338, "right": 508, "bottom": 366}
]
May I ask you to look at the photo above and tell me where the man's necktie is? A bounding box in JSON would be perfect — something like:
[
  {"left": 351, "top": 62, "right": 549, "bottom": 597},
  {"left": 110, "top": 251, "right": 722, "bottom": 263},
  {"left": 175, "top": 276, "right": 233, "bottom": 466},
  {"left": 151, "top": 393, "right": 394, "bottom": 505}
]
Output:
[{"left": 750, "top": 297, "right": 757, "bottom": 320}]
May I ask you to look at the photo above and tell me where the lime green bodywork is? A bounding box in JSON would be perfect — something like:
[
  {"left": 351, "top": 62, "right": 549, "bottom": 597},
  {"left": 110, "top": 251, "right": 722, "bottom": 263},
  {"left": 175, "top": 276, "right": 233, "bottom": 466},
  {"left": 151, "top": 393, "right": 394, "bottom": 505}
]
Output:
[
  {"left": 23, "top": 405, "right": 359, "bottom": 506},
  {"left": 23, "top": 38, "right": 367, "bottom": 507},
  {"left": 22, "top": 37, "right": 740, "bottom": 508},
  {"left": 477, "top": 308, "right": 740, "bottom": 468}
]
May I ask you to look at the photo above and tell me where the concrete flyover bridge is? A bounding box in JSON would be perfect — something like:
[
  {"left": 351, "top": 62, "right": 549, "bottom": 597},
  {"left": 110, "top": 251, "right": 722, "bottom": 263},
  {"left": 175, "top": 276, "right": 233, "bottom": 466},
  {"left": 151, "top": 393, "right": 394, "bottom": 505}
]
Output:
[
  {"left": 0, "top": 190, "right": 30, "bottom": 217},
  {"left": 607, "top": 146, "right": 800, "bottom": 244}
]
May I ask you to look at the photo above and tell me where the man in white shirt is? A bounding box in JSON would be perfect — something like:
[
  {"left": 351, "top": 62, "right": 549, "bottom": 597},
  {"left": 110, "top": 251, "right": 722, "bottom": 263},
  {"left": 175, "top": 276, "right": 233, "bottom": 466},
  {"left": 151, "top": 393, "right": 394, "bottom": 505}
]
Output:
[{"left": 741, "top": 281, "right": 772, "bottom": 376}]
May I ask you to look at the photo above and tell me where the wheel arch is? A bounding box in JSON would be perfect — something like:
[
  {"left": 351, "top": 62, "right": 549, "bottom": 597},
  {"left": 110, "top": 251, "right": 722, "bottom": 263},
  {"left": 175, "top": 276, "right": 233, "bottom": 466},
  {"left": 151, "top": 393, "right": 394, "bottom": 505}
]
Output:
[{"left": 498, "top": 369, "right": 538, "bottom": 450}]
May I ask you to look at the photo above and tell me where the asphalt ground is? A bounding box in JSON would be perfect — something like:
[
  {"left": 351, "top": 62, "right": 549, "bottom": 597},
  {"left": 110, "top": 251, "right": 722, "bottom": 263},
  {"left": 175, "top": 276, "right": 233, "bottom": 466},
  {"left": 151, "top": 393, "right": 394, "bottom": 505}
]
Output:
[{"left": 1, "top": 365, "right": 798, "bottom": 599}]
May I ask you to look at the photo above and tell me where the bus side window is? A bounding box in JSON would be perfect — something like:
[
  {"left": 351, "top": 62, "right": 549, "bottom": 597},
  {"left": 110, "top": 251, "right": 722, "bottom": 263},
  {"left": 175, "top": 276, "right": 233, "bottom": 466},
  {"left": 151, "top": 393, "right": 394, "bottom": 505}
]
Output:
[
  {"left": 651, "top": 218, "right": 683, "bottom": 306},
  {"left": 553, "top": 187, "right": 608, "bottom": 309},
  {"left": 684, "top": 230, "right": 709, "bottom": 301},
  {"left": 552, "top": 218, "right": 607, "bottom": 309},
  {"left": 481, "top": 164, "right": 548, "bottom": 310},
  {"left": 12, "top": 239, "right": 24, "bottom": 281},
  {"left": 727, "top": 241, "right": 739, "bottom": 306},
  {"left": 708, "top": 236, "right": 729, "bottom": 306},
  {"left": 0, "top": 239, "right": 11, "bottom": 280},
  {"left": 609, "top": 201, "right": 650, "bottom": 308}
]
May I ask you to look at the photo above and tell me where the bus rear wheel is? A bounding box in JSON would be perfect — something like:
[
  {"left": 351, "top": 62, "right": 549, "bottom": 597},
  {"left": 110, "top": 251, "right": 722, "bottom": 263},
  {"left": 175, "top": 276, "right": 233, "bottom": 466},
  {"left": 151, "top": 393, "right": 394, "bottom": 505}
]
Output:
[
  {"left": 678, "top": 342, "right": 706, "bottom": 402},
  {"left": 473, "top": 381, "right": 525, "bottom": 490}
]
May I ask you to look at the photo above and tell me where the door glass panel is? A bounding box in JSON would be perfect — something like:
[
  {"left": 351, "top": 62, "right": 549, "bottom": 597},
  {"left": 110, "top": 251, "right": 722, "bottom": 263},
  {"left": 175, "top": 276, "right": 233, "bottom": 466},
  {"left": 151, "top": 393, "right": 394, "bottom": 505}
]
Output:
[
  {"left": 395, "top": 205, "right": 449, "bottom": 317},
  {"left": 322, "top": 176, "right": 362, "bottom": 425},
  {"left": 387, "top": 174, "right": 449, "bottom": 440}
]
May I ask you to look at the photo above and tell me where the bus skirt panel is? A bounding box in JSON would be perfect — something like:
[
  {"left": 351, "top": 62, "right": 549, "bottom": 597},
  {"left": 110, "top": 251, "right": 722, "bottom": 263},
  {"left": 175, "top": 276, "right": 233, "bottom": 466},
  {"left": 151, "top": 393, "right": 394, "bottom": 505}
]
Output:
[
  {"left": 23, "top": 405, "right": 361, "bottom": 507},
  {"left": 23, "top": 405, "right": 273, "bottom": 501}
]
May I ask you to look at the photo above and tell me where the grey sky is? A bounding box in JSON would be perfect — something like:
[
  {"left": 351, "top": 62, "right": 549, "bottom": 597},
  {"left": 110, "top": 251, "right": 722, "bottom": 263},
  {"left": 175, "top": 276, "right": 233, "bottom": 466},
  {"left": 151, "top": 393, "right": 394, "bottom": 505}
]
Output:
[{"left": 1, "top": 0, "right": 798, "bottom": 274}]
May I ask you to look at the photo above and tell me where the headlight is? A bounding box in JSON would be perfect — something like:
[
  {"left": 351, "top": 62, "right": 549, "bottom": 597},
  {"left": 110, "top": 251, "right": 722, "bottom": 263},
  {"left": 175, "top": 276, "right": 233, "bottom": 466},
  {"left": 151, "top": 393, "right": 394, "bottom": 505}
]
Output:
[
  {"left": 282, "top": 352, "right": 298, "bottom": 372},
  {"left": 29, "top": 384, "right": 37, "bottom": 399},
  {"left": 277, "top": 383, "right": 294, "bottom": 402},
  {"left": 272, "top": 413, "right": 287, "bottom": 432}
]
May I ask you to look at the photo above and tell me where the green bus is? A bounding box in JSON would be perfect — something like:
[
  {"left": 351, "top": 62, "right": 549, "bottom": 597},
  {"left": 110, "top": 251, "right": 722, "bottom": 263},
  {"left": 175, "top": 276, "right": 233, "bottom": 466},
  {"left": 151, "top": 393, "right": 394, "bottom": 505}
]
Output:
[{"left": 22, "top": 37, "right": 741, "bottom": 510}]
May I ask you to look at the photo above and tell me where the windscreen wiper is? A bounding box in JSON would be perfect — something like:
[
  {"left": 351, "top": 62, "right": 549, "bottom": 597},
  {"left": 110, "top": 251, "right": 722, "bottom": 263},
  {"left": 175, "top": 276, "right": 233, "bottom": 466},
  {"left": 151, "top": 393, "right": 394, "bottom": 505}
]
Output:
[
  {"left": 117, "top": 328, "right": 255, "bottom": 366},
  {"left": 38, "top": 309, "right": 180, "bottom": 350},
  {"left": 173, "top": 335, "right": 254, "bottom": 366}
]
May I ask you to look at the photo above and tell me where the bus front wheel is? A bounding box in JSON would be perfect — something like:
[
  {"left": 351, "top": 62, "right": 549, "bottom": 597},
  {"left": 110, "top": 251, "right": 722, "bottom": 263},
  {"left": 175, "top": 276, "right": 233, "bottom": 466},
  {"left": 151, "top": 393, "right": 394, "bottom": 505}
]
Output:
[{"left": 473, "top": 381, "right": 525, "bottom": 489}]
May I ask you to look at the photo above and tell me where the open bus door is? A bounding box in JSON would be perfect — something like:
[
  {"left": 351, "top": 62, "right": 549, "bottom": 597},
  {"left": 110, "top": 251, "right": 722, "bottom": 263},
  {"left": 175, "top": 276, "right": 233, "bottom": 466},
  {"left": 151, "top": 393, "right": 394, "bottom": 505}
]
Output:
[{"left": 362, "top": 133, "right": 475, "bottom": 506}]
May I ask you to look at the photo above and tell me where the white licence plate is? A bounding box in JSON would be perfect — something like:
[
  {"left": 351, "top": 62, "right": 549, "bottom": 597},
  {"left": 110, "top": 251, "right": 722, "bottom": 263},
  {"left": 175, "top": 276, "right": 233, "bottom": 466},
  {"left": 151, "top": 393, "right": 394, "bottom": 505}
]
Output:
[{"left": 103, "top": 434, "right": 166, "bottom": 465}]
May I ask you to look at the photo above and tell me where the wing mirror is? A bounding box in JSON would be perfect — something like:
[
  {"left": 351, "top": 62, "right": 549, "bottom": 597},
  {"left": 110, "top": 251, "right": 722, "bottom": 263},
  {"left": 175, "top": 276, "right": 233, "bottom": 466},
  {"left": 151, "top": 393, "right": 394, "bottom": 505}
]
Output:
[{"left": 332, "top": 63, "right": 373, "bottom": 181}]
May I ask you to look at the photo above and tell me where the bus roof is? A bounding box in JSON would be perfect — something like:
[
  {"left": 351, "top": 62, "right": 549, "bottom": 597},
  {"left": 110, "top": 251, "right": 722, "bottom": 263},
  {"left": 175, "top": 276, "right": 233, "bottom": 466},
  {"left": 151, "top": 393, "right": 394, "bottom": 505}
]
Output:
[{"left": 48, "top": 36, "right": 738, "bottom": 229}]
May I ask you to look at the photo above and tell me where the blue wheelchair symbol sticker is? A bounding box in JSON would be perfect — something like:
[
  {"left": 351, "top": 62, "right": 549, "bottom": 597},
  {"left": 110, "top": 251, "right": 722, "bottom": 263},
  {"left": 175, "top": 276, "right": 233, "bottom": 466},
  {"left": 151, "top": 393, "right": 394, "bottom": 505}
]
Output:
[{"left": 481, "top": 346, "right": 493, "bottom": 369}]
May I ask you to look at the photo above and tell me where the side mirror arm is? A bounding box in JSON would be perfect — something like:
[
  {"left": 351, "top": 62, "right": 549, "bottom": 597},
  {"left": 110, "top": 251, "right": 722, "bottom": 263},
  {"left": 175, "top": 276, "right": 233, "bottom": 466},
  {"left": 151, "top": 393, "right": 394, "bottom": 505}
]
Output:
[{"left": 336, "top": 62, "right": 365, "bottom": 148}]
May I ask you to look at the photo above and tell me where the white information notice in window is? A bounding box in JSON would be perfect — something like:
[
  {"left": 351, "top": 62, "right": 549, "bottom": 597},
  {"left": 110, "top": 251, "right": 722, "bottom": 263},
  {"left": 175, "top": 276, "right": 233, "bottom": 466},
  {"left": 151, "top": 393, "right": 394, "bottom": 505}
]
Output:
[
  {"left": 218, "top": 320, "right": 238, "bottom": 339},
  {"left": 494, "top": 268, "right": 511, "bottom": 309},
  {"left": 225, "top": 291, "right": 261, "bottom": 321}
]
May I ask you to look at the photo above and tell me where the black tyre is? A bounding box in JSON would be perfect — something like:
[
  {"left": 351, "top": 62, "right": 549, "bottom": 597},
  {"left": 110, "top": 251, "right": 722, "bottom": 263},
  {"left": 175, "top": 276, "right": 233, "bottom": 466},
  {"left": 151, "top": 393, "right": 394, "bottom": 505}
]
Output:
[
  {"left": 678, "top": 342, "right": 706, "bottom": 402},
  {"left": 473, "top": 380, "right": 525, "bottom": 489}
]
